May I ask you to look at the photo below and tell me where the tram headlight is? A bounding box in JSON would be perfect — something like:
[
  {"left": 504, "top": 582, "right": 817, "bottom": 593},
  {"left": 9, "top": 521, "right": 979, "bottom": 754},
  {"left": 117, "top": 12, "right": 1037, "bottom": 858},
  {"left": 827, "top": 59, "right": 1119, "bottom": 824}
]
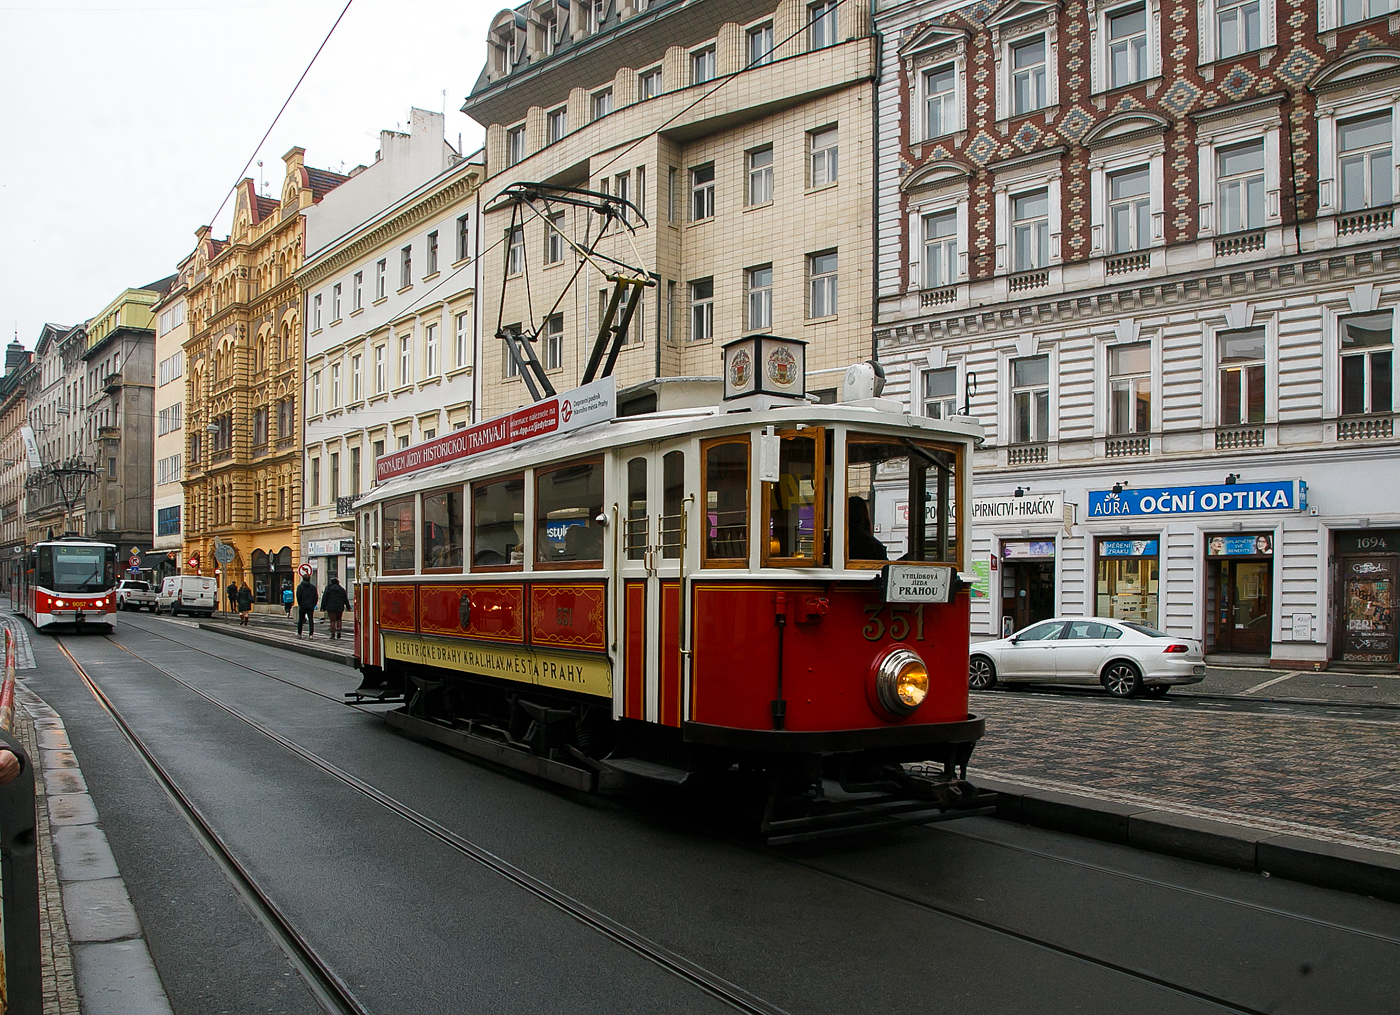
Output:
[
  {"left": 872, "top": 648, "right": 929, "bottom": 718},
  {"left": 55, "top": 600, "right": 65, "bottom": 607}
]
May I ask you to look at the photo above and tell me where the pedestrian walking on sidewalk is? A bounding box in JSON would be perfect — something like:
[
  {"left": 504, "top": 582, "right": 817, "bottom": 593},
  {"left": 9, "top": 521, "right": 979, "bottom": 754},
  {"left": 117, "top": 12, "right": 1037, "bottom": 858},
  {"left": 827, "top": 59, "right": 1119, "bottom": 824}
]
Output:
[
  {"left": 282, "top": 584, "right": 294, "bottom": 617},
  {"left": 226, "top": 582, "right": 238, "bottom": 614},
  {"left": 295, "top": 575, "right": 319, "bottom": 638},
  {"left": 321, "top": 576, "right": 349, "bottom": 640},
  {"left": 237, "top": 582, "right": 253, "bottom": 626}
]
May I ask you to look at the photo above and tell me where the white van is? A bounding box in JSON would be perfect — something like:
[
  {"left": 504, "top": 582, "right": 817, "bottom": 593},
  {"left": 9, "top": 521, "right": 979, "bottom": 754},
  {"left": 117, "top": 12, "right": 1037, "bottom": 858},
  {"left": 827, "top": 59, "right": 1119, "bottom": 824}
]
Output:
[{"left": 157, "top": 575, "right": 217, "bottom": 617}]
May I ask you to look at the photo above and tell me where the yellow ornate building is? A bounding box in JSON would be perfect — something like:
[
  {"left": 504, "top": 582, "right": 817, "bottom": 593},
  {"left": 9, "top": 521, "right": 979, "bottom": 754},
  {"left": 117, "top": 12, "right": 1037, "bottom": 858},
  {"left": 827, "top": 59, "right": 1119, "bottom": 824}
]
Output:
[{"left": 182, "top": 148, "right": 347, "bottom": 604}]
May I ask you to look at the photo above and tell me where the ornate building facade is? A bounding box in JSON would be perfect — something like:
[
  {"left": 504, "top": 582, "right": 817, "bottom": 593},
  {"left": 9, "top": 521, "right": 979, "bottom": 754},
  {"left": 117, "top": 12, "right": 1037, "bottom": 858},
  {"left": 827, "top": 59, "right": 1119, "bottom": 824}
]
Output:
[
  {"left": 874, "top": 0, "right": 1400, "bottom": 668},
  {"left": 0, "top": 340, "right": 34, "bottom": 587},
  {"left": 181, "top": 148, "right": 346, "bottom": 603}
]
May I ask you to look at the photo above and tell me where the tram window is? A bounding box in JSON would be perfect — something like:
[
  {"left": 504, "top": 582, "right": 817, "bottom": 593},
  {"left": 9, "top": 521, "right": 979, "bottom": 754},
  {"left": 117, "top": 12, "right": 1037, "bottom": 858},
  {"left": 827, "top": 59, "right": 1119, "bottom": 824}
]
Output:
[
  {"left": 846, "top": 437, "right": 960, "bottom": 568},
  {"left": 536, "top": 458, "right": 604, "bottom": 566},
  {"left": 382, "top": 497, "right": 416, "bottom": 572},
  {"left": 702, "top": 437, "right": 749, "bottom": 566},
  {"left": 626, "top": 458, "right": 648, "bottom": 561},
  {"left": 660, "top": 450, "right": 684, "bottom": 559},
  {"left": 423, "top": 488, "right": 465, "bottom": 571},
  {"left": 472, "top": 474, "right": 525, "bottom": 569},
  {"left": 763, "top": 429, "right": 824, "bottom": 566},
  {"left": 39, "top": 544, "right": 116, "bottom": 592}
]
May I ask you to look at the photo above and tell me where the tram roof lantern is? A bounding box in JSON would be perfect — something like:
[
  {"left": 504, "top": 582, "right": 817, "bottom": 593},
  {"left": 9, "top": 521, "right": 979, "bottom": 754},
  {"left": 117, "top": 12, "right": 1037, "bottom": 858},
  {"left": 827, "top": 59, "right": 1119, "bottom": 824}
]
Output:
[{"left": 720, "top": 334, "right": 806, "bottom": 407}]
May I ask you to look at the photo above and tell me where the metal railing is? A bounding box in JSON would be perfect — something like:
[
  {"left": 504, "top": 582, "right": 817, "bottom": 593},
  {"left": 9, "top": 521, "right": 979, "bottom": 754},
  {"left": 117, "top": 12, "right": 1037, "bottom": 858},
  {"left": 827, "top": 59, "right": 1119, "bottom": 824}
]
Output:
[{"left": 0, "top": 629, "right": 41, "bottom": 1011}]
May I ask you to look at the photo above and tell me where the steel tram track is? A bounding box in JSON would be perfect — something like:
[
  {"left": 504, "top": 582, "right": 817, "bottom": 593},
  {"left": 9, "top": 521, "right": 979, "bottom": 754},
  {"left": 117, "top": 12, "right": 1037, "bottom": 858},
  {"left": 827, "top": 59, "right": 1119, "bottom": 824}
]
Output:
[
  {"left": 63, "top": 626, "right": 793, "bottom": 1015},
  {"left": 973, "top": 684, "right": 1400, "bottom": 718}
]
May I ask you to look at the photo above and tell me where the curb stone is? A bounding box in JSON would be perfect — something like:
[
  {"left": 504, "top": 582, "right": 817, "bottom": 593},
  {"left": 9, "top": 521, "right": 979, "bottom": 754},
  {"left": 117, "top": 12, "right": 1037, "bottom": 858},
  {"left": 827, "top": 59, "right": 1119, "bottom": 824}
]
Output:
[
  {"left": 196, "top": 622, "right": 354, "bottom": 666},
  {"left": 979, "top": 776, "right": 1400, "bottom": 903}
]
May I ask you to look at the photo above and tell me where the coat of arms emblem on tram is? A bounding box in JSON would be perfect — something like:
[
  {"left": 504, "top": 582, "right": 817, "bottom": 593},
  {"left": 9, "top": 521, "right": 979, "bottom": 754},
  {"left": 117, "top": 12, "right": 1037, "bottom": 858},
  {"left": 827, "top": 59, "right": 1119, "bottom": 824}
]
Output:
[
  {"left": 766, "top": 345, "right": 798, "bottom": 387},
  {"left": 729, "top": 348, "right": 752, "bottom": 389}
]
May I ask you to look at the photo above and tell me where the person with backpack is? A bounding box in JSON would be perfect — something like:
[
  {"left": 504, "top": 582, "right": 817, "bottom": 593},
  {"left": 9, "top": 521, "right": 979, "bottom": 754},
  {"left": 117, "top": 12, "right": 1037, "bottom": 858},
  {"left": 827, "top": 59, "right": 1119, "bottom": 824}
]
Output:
[
  {"left": 295, "top": 575, "right": 319, "bottom": 638},
  {"left": 321, "top": 576, "right": 349, "bottom": 640},
  {"left": 282, "top": 584, "right": 294, "bottom": 617}
]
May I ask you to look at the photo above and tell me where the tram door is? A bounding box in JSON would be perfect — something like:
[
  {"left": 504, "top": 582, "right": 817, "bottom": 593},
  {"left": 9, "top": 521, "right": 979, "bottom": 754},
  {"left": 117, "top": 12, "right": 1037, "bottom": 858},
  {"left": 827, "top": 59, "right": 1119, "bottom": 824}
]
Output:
[{"left": 618, "top": 446, "right": 686, "bottom": 726}]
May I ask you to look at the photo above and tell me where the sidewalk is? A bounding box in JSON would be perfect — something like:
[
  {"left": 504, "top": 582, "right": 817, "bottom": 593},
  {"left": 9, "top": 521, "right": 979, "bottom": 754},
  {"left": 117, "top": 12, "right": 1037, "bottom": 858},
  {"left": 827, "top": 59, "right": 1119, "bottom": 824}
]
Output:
[
  {"left": 197, "top": 614, "right": 355, "bottom": 665},
  {"left": 1189, "top": 663, "right": 1400, "bottom": 706}
]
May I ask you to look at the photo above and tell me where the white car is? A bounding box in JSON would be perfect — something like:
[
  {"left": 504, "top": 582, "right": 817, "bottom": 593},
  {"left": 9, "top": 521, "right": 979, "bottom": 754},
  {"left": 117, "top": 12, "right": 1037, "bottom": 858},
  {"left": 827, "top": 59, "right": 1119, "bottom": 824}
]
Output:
[
  {"left": 968, "top": 617, "right": 1206, "bottom": 697},
  {"left": 114, "top": 579, "right": 157, "bottom": 612}
]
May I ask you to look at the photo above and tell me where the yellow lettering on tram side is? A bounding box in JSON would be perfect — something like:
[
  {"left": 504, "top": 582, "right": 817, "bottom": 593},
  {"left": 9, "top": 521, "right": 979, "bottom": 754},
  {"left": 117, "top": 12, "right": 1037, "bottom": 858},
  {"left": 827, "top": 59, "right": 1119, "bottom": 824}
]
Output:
[{"left": 383, "top": 633, "right": 611, "bottom": 697}]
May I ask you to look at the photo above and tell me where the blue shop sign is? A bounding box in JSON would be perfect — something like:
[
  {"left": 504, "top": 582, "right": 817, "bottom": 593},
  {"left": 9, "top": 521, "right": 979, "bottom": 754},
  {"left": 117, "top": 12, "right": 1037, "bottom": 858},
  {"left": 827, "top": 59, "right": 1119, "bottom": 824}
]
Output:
[
  {"left": 1087, "top": 480, "right": 1305, "bottom": 518},
  {"left": 1100, "top": 539, "right": 1159, "bottom": 557}
]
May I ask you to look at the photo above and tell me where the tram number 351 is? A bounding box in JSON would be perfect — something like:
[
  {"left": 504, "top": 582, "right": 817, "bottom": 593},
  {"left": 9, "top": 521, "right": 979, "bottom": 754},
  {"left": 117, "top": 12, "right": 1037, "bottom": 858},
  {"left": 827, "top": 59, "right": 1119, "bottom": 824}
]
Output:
[{"left": 862, "top": 604, "right": 931, "bottom": 642}]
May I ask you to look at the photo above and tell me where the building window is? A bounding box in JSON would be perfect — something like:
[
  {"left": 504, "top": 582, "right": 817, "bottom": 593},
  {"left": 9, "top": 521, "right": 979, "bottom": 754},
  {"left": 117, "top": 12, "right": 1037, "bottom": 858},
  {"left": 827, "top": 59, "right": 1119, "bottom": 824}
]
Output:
[
  {"left": 331, "top": 283, "right": 342, "bottom": 321},
  {"left": 157, "top": 403, "right": 183, "bottom": 436},
  {"left": 808, "top": 0, "right": 839, "bottom": 49},
  {"left": 507, "top": 125, "right": 526, "bottom": 167},
  {"left": 313, "top": 294, "right": 322, "bottom": 330},
  {"left": 1339, "top": 112, "right": 1393, "bottom": 213},
  {"left": 310, "top": 457, "right": 320, "bottom": 506},
  {"left": 399, "top": 335, "right": 412, "bottom": 386},
  {"left": 1107, "top": 4, "right": 1148, "bottom": 88},
  {"left": 507, "top": 225, "right": 525, "bottom": 275},
  {"left": 457, "top": 215, "right": 470, "bottom": 261},
  {"left": 545, "top": 313, "right": 563, "bottom": 370},
  {"left": 638, "top": 69, "right": 662, "bottom": 101},
  {"left": 278, "top": 397, "right": 295, "bottom": 439},
  {"left": 504, "top": 323, "right": 522, "bottom": 377},
  {"left": 375, "top": 259, "right": 387, "bottom": 299},
  {"left": 374, "top": 344, "right": 386, "bottom": 392},
  {"left": 311, "top": 371, "right": 322, "bottom": 415},
  {"left": 425, "top": 323, "right": 439, "bottom": 377},
  {"left": 350, "top": 447, "right": 361, "bottom": 496},
  {"left": 1217, "top": 328, "right": 1265, "bottom": 426},
  {"left": 615, "top": 171, "right": 631, "bottom": 221},
  {"left": 690, "top": 278, "right": 714, "bottom": 340},
  {"left": 691, "top": 164, "right": 715, "bottom": 220},
  {"left": 588, "top": 0, "right": 603, "bottom": 33},
  {"left": 157, "top": 505, "right": 181, "bottom": 536},
  {"left": 922, "top": 209, "right": 958, "bottom": 288},
  {"left": 400, "top": 245, "right": 412, "bottom": 287},
  {"left": 923, "top": 65, "right": 957, "bottom": 139},
  {"left": 158, "top": 351, "right": 183, "bottom": 386},
  {"left": 692, "top": 46, "right": 716, "bottom": 85},
  {"left": 353, "top": 271, "right": 363, "bottom": 310},
  {"left": 427, "top": 231, "right": 439, "bottom": 275},
  {"left": 591, "top": 88, "right": 613, "bottom": 121},
  {"left": 1341, "top": 0, "right": 1395, "bottom": 23},
  {"left": 253, "top": 406, "right": 268, "bottom": 445},
  {"left": 157, "top": 453, "right": 182, "bottom": 485},
  {"left": 1109, "top": 342, "right": 1152, "bottom": 434},
  {"left": 808, "top": 250, "right": 838, "bottom": 318},
  {"left": 923, "top": 368, "right": 958, "bottom": 419},
  {"left": 748, "top": 23, "right": 774, "bottom": 66},
  {"left": 351, "top": 354, "right": 362, "bottom": 401},
  {"left": 331, "top": 362, "right": 341, "bottom": 407},
  {"left": 1109, "top": 166, "right": 1151, "bottom": 252},
  {"left": 1217, "top": 140, "right": 1265, "bottom": 233},
  {"left": 747, "top": 265, "right": 773, "bottom": 331},
  {"left": 1013, "top": 189, "right": 1050, "bottom": 271},
  {"left": 748, "top": 147, "right": 773, "bottom": 205},
  {"left": 1011, "top": 355, "right": 1050, "bottom": 442},
  {"left": 455, "top": 312, "right": 470, "bottom": 368},
  {"left": 1217, "top": 0, "right": 1261, "bottom": 58},
  {"left": 1012, "top": 36, "right": 1048, "bottom": 115},
  {"left": 809, "top": 127, "right": 838, "bottom": 187},
  {"left": 1341, "top": 312, "right": 1393, "bottom": 415}
]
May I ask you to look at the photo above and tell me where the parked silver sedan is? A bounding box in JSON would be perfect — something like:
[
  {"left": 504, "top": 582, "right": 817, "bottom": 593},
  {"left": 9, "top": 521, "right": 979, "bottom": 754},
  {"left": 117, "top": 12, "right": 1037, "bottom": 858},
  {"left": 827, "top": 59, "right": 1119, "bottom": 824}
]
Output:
[{"left": 968, "top": 618, "right": 1206, "bottom": 697}]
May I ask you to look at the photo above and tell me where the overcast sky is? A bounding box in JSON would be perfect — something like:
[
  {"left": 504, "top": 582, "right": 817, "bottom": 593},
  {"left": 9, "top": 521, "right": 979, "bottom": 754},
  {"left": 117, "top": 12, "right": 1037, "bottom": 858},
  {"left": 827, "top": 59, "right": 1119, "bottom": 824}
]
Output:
[{"left": 0, "top": 0, "right": 498, "bottom": 349}]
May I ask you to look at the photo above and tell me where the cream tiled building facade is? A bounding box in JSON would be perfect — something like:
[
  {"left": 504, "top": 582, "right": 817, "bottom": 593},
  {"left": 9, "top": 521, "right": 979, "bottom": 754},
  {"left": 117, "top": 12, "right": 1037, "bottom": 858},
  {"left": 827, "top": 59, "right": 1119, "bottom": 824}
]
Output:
[{"left": 467, "top": 0, "right": 877, "bottom": 417}]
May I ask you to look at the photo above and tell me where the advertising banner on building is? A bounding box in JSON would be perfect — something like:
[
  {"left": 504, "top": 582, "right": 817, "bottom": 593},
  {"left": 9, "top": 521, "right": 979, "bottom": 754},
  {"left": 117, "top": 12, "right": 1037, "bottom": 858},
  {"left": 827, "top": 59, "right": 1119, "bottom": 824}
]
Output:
[
  {"left": 1087, "top": 480, "right": 1305, "bottom": 518},
  {"left": 972, "top": 493, "right": 1064, "bottom": 523}
]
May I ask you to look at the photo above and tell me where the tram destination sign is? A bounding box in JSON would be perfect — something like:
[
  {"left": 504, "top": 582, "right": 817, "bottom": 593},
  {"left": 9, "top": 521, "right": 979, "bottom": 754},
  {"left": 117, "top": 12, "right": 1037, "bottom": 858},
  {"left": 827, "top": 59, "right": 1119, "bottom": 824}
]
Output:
[
  {"left": 1087, "top": 480, "right": 1306, "bottom": 518},
  {"left": 880, "top": 564, "right": 953, "bottom": 603},
  {"left": 375, "top": 377, "right": 617, "bottom": 482}
]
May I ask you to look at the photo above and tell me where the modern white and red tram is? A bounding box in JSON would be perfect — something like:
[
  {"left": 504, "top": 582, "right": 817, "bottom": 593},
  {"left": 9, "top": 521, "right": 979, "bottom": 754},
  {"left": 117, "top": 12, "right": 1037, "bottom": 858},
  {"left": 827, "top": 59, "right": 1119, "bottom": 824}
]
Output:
[
  {"left": 350, "top": 372, "right": 990, "bottom": 837},
  {"left": 12, "top": 538, "right": 118, "bottom": 631}
]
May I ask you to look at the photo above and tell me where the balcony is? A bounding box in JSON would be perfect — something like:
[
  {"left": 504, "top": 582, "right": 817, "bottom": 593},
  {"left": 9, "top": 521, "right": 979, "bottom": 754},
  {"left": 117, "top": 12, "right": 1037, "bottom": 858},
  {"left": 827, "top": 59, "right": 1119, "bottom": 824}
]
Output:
[
  {"left": 1105, "top": 435, "right": 1151, "bottom": 458},
  {"left": 1215, "top": 426, "right": 1266, "bottom": 450},
  {"left": 1337, "top": 205, "right": 1394, "bottom": 237},
  {"left": 1006, "top": 443, "right": 1048, "bottom": 466},
  {"left": 919, "top": 286, "right": 957, "bottom": 309},
  {"left": 1008, "top": 269, "right": 1049, "bottom": 294},
  {"left": 1105, "top": 251, "right": 1150, "bottom": 276},
  {"left": 1214, "top": 230, "right": 1266, "bottom": 258},
  {"left": 1337, "top": 414, "right": 1394, "bottom": 441}
]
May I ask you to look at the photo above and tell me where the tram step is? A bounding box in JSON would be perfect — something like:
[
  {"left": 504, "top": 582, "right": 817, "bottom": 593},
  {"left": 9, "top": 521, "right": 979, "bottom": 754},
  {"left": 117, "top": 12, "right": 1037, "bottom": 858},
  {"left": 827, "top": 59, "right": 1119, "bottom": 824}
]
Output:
[
  {"left": 599, "top": 757, "right": 692, "bottom": 785},
  {"left": 384, "top": 709, "right": 595, "bottom": 793}
]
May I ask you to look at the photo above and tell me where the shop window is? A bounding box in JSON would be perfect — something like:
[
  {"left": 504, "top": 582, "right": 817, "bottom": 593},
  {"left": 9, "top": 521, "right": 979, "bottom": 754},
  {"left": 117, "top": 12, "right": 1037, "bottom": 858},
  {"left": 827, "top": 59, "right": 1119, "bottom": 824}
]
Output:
[
  {"left": 1109, "top": 341, "right": 1152, "bottom": 434},
  {"left": 423, "top": 488, "right": 464, "bottom": 571},
  {"left": 536, "top": 459, "right": 604, "bottom": 566},
  {"left": 846, "top": 436, "right": 960, "bottom": 567},
  {"left": 1218, "top": 328, "right": 1266, "bottom": 425},
  {"left": 1011, "top": 355, "right": 1050, "bottom": 443},
  {"left": 382, "top": 497, "right": 416, "bottom": 573},
  {"left": 702, "top": 437, "right": 750, "bottom": 566},
  {"left": 1095, "top": 538, "right": 1159, "bottom": 627},
  {"left": 1340, "top": 312, "right": 1393, "bottom": 415},
  {"left": 763, "top": 429, "right": 826, "bottom": 566},
  {"left": 472, "top": 474, "right": 524, "bottom": 569}
]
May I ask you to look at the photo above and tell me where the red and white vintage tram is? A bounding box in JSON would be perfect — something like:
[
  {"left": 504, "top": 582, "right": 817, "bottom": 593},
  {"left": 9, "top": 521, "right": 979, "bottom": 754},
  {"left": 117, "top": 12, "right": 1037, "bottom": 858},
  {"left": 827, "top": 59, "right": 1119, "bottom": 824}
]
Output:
[
  {"left": 351, "top": 367, "right": 988, "bottom": 837},
  {"left": 12, "top": 538, "right": 118, "bottom": 631}
]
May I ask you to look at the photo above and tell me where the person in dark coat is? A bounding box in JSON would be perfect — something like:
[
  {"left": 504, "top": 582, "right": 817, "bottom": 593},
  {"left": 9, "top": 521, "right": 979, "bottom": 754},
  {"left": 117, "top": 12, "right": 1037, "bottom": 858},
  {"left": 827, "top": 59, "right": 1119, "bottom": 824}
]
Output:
[
  {"left": 236, "top": 582, "right": 253, "bottom": 626},
  {"left": 321, "top": 576, "right": 349, "bottom": 640},
  {"left": 295, "top": 575, "right": 319, "bottom": 637},
  {"left": 226, "top": 582, "right": 238, "bottom": 614}
]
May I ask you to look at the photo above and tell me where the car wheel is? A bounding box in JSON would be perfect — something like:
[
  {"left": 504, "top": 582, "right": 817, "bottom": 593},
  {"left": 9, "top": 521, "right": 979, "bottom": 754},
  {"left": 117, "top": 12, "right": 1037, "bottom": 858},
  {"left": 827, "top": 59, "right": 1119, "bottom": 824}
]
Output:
[
  {"left": 968, "top": 656, "right": 997, "bottom": 690},
  {"left": 1102, "top": 661, "right": 1144, "bottom": 698}
]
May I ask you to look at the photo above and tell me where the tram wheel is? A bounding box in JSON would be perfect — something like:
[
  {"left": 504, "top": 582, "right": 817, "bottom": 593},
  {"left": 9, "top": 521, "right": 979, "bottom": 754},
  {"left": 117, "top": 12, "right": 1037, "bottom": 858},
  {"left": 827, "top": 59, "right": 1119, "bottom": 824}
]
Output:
[
  {"left": 1102, "top": 661, "right": 1144, "bottom": 698},
  {"left": 968, "top": 656, "right": 997, "bottom": 690}
]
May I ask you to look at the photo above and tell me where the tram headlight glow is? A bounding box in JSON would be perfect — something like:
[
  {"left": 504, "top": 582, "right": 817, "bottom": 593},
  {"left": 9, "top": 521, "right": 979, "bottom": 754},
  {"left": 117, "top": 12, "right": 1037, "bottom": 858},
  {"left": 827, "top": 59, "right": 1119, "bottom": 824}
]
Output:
[
  {"left": 873, "top": 648, "right": 929, "bottom": 718},
  {"left": 55, "top": 600, "right": 65, "bottom": 607}
]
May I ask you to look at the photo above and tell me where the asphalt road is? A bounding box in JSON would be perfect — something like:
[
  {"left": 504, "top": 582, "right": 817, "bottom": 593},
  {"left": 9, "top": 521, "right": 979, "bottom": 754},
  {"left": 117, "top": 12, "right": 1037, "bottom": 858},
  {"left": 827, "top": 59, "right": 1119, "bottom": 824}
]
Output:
[{"left": 23, "top": 612, "right": 1400, "bottom": 1014}]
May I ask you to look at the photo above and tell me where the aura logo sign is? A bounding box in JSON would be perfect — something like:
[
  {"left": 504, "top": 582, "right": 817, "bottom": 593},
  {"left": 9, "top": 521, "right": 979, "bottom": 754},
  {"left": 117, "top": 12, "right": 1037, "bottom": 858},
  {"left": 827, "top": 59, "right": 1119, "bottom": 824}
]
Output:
[{"left": 1087, "top": 480, "right": 1305, "bottom": 518}]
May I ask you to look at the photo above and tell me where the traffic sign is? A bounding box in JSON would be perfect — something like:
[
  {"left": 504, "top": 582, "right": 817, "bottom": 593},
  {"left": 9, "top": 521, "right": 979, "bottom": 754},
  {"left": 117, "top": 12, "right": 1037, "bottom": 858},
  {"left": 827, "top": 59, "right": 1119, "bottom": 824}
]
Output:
[
  {"left": 213, "top": 542, "right": 235, "bottom": 565},
  {"left": 187, "top": 556, "right": 199, "bottom": 567},
  {"left": 128, "top": 555, "right": 140, "bottom": 567},
  {"left": 298, "top": 563, "right": 312, "bottom": 577}
]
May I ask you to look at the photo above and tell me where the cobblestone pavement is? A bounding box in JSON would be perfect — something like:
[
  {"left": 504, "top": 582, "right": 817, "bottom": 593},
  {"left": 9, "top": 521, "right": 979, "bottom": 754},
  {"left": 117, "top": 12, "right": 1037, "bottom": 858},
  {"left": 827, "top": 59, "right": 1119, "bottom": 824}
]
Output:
[
  {"left": 969, "top": 691, "right": 1400, "bottom": 854},
  {"left": 1191, "top": 665, "right": 1400, "bottom": 704}
]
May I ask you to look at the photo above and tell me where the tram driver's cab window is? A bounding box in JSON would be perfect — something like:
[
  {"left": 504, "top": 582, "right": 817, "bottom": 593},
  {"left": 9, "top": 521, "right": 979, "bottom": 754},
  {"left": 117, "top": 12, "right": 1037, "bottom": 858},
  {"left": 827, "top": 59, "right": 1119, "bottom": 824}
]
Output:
[
  {"left": 382, "top": 497, "right": 416, "bottom": 573},
  {"left": 763, "top": 428, "right": 828, "bottom": 566},
  {"left": 472, "top": 474, "right": 524, "bottom": 569},
  {"left": 423, "top": 488, "right": 464, "bottom": 571},
  {"left": 702, "top": 437, "right": 749, "bottom": 566},
  {"left": 845, "top": 437, "right": 959, "bottom": 568},
  {"left": 536, "top": 458, "right": 604, "bottom": 566}
]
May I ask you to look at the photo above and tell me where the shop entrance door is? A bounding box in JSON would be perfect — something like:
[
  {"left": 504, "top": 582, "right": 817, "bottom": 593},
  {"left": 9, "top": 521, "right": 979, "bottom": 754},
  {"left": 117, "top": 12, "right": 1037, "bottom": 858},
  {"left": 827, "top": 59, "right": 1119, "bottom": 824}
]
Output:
[
  {"left": 1002, "top": 559, "right": 1055, "bottom": 633},
  {"left": 1209, "top": 558, "right": 1273, "bottom": 655},
  {"left": 1337, "top": 556, "right": 1398, "bottom": 664}
]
